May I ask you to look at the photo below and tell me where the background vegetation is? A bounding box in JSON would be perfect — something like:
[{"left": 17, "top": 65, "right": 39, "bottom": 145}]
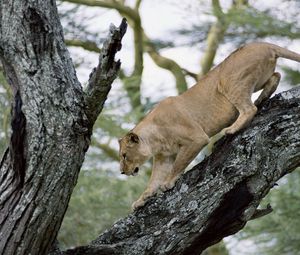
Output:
[{"left": 0, "top": 0, "right": 299, "bottom": 254}]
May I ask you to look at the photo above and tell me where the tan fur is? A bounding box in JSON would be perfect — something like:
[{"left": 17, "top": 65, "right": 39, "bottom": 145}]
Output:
[{"left": 118, "top": 42, "right": 300, "bottom": 210}]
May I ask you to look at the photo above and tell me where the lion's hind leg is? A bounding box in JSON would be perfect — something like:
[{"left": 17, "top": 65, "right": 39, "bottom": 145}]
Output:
[
  {"left": 219, "top": 78, "right": 258, "bottom": 135},
  {"left": 254, "top": 72, "right": 281, "bottom": 107},
  {"left": 222, "top": 99, "right": 257, "bottom": 135}
]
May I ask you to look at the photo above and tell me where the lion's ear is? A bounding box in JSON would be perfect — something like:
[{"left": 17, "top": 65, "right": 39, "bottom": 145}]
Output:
[{"left": 128, "top": 132, "right": 139, "bottom": 144}]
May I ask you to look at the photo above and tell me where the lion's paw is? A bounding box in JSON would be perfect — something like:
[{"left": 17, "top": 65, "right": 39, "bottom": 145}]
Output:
[
  {"left": 160, "top": 180, "right": 176, "bottom": 192},
  {"left": 222, "top": 126, "right": 236, "bottom": 135},
  {"left": 131, "top": 199, "right": 145, "bottom": 211}
]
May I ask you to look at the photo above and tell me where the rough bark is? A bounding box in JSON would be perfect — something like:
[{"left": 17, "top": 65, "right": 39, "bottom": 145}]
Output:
[
  {"left": 1, "top": 1, "right": 299, "bottom": 255},
  {"left": 60, "top": 86, "right": 300, "bottom": 255},
  {"left": 0, "top": 1, "right": 126, "bottom": 254}
]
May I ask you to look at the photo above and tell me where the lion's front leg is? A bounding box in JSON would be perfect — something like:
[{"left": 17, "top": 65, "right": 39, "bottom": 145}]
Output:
[
  {"left": 132, "top": 188, "right": 157, "bottom": 210},
  {"left": 132, "top": 155, "right": 174, "bottom": 211},
  {"left": 161, "top": 138, "right": 209, "bottom": 191}
]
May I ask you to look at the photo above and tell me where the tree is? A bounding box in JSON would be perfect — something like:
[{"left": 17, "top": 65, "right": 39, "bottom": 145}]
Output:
[
  {"left": 1, "top": 1, "right": 300, "bottom": 255},
  {"left": 0, "top": 1, "right": 127, "bottom": 254}
]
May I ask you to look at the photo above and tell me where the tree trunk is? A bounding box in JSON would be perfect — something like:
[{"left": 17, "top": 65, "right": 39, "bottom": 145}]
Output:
[
  {"left": 0, "top": 1, "right": 126, "bottom": 254},
  {"left": 60, "top": 86, "right": 300, "bottom": 255}
]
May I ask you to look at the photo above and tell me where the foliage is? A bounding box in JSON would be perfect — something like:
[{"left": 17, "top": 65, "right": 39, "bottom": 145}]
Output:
[
  {"left": 282, "top": 67, "right": 300, "bottom": 86},
  {"left": 173, "top": 1, "right": 300, "bottom": 47},
  {"left": 226, "top": 7, "right": 300, "bottom": 41},
  {"left": 58, "top": 168, "right": 148, "bottom": 248}
]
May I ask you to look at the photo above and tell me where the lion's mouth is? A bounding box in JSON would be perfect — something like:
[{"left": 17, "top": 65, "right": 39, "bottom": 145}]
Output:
[{"left": 132, "top": 167, "right": 139, "bottom": 176}]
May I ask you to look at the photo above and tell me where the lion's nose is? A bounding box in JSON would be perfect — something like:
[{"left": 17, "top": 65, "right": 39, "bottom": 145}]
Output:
[
  {"left": 121, "top": 171, "right": 125, "bottom": 174},
  {"left": 134, "top": 167, "right": 139, "bottom": 173}
]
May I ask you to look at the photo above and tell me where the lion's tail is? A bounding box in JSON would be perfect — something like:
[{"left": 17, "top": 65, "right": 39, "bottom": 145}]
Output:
[{"left": 270, "top": 43, "right": 300, "bottom": 62}]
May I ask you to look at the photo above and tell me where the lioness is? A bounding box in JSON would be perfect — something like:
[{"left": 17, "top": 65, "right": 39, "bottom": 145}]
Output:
[{"left": 119, "top": 42, "right": 300, "bottom": 210}]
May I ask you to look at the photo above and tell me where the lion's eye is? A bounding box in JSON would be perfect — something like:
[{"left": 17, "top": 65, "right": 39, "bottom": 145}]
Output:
[{"left": 122, "top": 153, "right": 127, "bottom": 160}]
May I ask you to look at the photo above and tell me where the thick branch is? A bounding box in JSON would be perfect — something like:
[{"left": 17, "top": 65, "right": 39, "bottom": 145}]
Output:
[
  {"left": 60, "top": 86, "right": 300, "bottom": 254},
  {"left": 84, "top": 18, "right": 127, "bottom": 126}
]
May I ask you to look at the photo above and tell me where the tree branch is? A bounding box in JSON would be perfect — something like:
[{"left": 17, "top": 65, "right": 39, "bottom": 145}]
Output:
[
  {"left": 84, "top": 18, "right": 127, "bottom": 126},
  {"left": 62, "top": 0, "right": 140, "bottom": 23},
  {"left": 63, "top": 0, "right": 188, "bottom": 97},
  {"left": 144, "top": 35, "right": 188, "bottom": 94},
  {"left": 65, "top": 0, "right": 144, "bottom": 110},
  {"left": 59, "top": 86, "right": 300, "bottom": 254},
  {"left": 135, "top": 0, "right": 142, "bottom": 10},
  {"left": 181, "top": 68, "right": 198, "bottom": 82},
  {"left": 118, "top": 6, "right": 144, "bottom": 110},
  {"left": 199, "top": 0, "right": 248, "bottom": 77},
  {"left": 65, "top": 39, "right": 101, "bottom": 53},
  {"left": 199, "top": 0, "right": 227, "bottom": 77},
  {"left": 91, "top": 139, "right": 119, "bottom": 161}
]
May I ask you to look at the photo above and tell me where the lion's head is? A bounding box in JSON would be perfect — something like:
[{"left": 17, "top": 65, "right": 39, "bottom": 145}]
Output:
[{"left": 118, "top": 132, "right": 150, "bottom": 176}]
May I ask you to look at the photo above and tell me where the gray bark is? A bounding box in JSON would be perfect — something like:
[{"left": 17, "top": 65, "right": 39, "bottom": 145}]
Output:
[
  {"left": 0, "top": 1, "right": 126, "bottom": 254},
  {"left": 0, "top": 1, "right": 299, "bottom": 255},
  {"left": 60, "top": 86, "right": 300, "bottom": 255}
]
